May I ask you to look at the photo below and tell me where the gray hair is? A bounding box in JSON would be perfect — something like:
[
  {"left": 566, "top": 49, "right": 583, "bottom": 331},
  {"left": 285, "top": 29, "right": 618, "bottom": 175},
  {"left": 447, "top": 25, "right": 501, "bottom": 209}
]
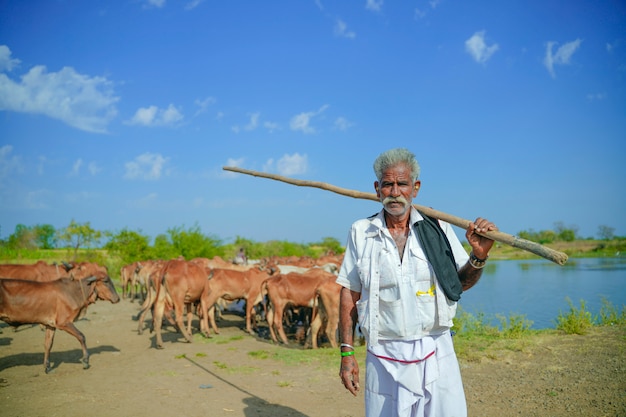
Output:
[{"left": 373, "top": 148, "right": 420, "bottom": 182}]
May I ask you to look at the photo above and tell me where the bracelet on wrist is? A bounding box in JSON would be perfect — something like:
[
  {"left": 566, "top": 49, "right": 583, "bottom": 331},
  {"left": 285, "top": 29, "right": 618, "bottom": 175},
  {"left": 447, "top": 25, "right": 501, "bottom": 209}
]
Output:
[
  {"left": 469, "top": 251, "right": 488, "bottom": 269},
  {"left": 341, "top": 350, "right": 355, "bottom": 357},
  {"left": 340, "top": 343, "right": 354, "bottom": 350}
]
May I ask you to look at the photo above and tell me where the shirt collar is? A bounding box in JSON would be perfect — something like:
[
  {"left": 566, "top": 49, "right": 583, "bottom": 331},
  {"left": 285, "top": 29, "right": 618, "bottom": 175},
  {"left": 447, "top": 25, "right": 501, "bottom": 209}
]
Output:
[{"left": 370, "top": 207, "right": 424, "bottom": 231}]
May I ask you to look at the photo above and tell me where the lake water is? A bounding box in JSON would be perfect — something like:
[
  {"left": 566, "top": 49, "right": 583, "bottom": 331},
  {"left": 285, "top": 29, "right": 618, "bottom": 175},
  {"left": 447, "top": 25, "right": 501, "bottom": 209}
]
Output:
[{"left": 457, "top": 257, "right": 626, "bottom": 329}]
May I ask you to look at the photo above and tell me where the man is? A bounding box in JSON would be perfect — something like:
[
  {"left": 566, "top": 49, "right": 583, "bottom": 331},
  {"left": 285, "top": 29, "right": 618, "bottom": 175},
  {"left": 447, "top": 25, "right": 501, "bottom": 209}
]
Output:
[{"left": 337, "top": 148, "right": 497, "bottom": 417}]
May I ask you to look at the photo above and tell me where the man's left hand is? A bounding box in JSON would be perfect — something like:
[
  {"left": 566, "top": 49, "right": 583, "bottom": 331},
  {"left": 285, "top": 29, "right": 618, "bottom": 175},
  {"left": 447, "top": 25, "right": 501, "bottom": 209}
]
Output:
[{"left": 466, "top": 217, "right": 498, "bottom": 259}]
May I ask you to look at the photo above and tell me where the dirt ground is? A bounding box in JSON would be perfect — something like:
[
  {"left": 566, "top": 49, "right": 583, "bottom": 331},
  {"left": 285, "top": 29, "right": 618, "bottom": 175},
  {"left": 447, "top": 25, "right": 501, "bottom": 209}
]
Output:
[{"left": 1, "top": 298, "right": 624, "bottom": 417}]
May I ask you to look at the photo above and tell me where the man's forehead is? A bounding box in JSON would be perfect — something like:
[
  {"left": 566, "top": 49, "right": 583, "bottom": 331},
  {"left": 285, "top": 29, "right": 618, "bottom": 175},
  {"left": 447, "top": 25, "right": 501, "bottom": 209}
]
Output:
[{"left": 380, "top": 165, "right": 412, "bottom": 180}]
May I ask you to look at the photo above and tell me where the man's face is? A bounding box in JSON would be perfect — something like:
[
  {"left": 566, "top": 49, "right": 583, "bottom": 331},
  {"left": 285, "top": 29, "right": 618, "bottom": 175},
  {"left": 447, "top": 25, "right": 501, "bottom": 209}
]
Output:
[{"left": 374, "top": 163, "right": 420, "bottom": 218}]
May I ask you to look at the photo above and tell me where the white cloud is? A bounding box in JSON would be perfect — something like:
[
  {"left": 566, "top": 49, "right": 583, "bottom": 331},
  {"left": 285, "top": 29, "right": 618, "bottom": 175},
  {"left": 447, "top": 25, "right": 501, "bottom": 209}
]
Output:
[
  {"left": 334, "top": 19, "right": 356, "bottom": 39},
  {"left": 222, "top": 157, "right": 245, "bottom": 178},
  {"left": 124, "top": 153, "right": 169, "bottom": 180},
  {"left": 185, "top": 0, "right": 204, "bottom": 10},
  {"left": 429, "top": 0, "right": 441, "bottom": 8},
  {"left": 262, "top": 158, "right": 275, "bottom": 173},
  {"left": 334, "top": 117, "right": 353, "bottom": 131},
  {"left": 232, "top": 112, "right": 260, "bottom": 133},
  {"left": 586, "top": 92, "right": 607, "bottom": 101},
  {"left": 264, "top": 121, "right": 280, "bottom": 133},
  {"left": 366, "top": 0, "right": 383, "bottom": 12},
  {"left": 0, "top": 49, "right": 119, "bottom": 133},
  {"left": 194, "top": 96, "right": 216, "bottom": 116},
  {"left": 0, "top": 145, "right": 23, "bottom": 185},
  {"left": 88, "top": 161, "right": 101, "bottom": 175},
  {"left": 0, "top": 45, "right": 20, "bottom": 72},
  {"left": 70, "top": 158, "right": 83, "bottom": 176},
  {"left": 544, "top": 39, "right": 582, "bottom": 78},
  {"left": 465, "top": 31, "right": 499, "bottom": 64},
  {"left": 290, "top": 104, "right": 329, "bottom": 134},
  {"left": 277, "top": 153, "right": 308, "bottom": 176},
  {"left": 144, "top": 0, "right": 165, "bottom": 8},
  {"left": 24, "top": 189, "right": 51, "bottom": 209},
  {"left": 127, "top": 104, "right": 183, "bottom": 127},
  {"left": 606, "top": 40, "right": 620, "bottom": 53},
  {"left": 129, "top": 192, "right": 159, "bottom": 209}
]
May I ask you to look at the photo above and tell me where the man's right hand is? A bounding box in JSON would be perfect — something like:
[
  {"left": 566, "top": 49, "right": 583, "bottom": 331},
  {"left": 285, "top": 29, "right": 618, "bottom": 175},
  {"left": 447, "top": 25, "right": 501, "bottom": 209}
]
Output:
[{"left": 339, "top": 356, "right": 360, "bottom": 396}]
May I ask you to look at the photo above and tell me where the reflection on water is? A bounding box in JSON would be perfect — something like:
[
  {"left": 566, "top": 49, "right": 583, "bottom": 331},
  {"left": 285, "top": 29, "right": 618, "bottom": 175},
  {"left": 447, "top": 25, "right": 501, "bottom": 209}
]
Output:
[{"left": 458, "top": 257, "right": 626, "bottom": 329}]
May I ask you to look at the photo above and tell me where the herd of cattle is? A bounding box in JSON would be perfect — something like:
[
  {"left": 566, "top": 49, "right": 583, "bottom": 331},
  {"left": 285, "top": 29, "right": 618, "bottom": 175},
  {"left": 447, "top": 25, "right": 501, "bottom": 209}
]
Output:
[{"left": 0, "top": 254, "right": 345, "bottom": 373}]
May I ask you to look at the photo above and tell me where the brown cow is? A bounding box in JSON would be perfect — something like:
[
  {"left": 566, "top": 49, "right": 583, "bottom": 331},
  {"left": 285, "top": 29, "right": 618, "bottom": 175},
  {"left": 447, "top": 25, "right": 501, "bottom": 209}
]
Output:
[
  {"left": 0, "top": 275, "right": 120, "bottom": 373},
  {"left": 152, "top": 259, "right": 213, "bottom": 349},
  {"left": 0, "top": 260, "right": 73, "bottom": 281},
  {"left": 203, "top": 266, "right": 275, "bottom": 335},
  {"left": 308, "top": 277, "right": 341, "bottom": 349},
  {"left": 262, "top": 268, "right": 336, "bottom": 346},
  {"left": 134, "top": 259, "right": 169, "bottom": 335},
  {"left": 120, "top": 262, "right": 142, "bottom": 301}
]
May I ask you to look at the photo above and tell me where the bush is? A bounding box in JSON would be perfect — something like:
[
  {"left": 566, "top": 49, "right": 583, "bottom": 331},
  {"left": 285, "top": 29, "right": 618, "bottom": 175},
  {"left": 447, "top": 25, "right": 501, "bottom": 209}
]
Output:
[
  {"left": 497, "top": 313, "right": 534, "bottom": 338},
  {"left": 597, "top": 298, "right": 626, "bottom": 326},
  {"left": 555, "top": 298, "right": 593, "bottom": 335}
]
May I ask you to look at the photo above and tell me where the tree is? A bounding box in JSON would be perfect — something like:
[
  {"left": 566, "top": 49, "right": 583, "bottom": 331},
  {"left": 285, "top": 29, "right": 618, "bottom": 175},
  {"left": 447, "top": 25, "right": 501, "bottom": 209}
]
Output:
[
  {"left": 6, "top": 224, "right": 37, "bottom": 249},
  {"left": 318, "top": 237, "right": 344, "bottom": 255},
  {"left": 597, "top": 225, "right": 615, "bottom": 240},
  {"left": 554, "top": 221, "right": 579, "bottom": 241},
  {"left": 105, "top": 228, "right": 150, "bottom": 264},
  {"left": 58, "top": 220, "right": 102, "bottom": 259},
  {"left": 33, "top": 224, "right": 56, "bottom": 249},
  {"left": 149, "top": 234, "right": 178, "bottom": 260},
  {"left": 167, "top": 224, "right": 223, "bottom": 259}
]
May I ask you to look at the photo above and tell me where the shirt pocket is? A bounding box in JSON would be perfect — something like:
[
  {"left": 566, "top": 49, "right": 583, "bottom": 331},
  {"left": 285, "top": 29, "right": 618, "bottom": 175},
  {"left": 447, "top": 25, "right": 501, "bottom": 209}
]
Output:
[
  {"left": 356, "top": 257, "right": 373, "bottom": 290},
  {"left": 378, "top": 298, "right": 405, "bottom": 338},
  {"left": 408, "top": 246, "right": 433, "bottom": 285}
]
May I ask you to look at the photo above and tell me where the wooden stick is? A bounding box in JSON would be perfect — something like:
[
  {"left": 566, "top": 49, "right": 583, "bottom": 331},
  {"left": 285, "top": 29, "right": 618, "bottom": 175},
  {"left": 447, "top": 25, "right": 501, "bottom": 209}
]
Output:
[{"left": 223, "top": 166, "right": 569, "bottom": 266}]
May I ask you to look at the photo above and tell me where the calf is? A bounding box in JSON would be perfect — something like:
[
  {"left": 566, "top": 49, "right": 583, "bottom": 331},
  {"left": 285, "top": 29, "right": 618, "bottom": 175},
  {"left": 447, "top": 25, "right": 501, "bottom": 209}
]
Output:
[
  {"left": 308, "top": 277, "right": 341, "bottom": 349},
  {"left": 203, "top": 266, "right": 275, "bottom": 335},
  {"left": 262, "top": 269, "right": 336, "bottom": 346},
  {"left": 0, "top": 276, "right": 120, "bottom": 373}
]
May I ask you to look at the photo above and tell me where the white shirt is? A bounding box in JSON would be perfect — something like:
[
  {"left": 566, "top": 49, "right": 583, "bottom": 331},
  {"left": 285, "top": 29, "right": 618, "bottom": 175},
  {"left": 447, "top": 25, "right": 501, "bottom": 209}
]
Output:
[{"left": 336, "top": 208, "right": 469, "bottom": 348}]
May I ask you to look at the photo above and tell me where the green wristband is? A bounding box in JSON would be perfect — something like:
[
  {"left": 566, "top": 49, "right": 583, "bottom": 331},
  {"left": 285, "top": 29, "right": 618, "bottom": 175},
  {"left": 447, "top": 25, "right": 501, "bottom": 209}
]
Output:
[{"left": 341, "top": 350, "right": 355, "bottom": 357}]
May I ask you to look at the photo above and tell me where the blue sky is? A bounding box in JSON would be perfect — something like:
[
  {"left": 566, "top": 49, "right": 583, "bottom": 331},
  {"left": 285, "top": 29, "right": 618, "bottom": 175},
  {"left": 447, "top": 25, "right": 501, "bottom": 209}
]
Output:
[{"left": 1, "top": 0, "right": 625, "bottom": 246}]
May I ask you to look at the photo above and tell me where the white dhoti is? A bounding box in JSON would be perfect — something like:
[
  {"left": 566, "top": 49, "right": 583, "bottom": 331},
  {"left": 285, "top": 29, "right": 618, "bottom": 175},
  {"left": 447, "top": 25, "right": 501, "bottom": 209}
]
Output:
[{"left": 364, "top": 332, "right": 467, "bottom": 417}]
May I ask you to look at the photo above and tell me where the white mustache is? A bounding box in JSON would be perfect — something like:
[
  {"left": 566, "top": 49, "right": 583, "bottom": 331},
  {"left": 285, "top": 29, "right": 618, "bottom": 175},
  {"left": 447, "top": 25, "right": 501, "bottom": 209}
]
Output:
[{"left": 382, "top": 196, "right": 408, "bottom": 206}]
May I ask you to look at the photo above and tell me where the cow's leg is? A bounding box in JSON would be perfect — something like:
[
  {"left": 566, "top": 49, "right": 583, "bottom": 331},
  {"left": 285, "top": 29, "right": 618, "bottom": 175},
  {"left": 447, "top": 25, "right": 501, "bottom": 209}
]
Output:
[
  {"left": 203, "top": 292, "right": 221, "bottom": 334},
  {"left": 43, "top": 326, "right": 56, "bottom": 373},
  {"left": 326, "top": 314, "right": 339, "bottom": 348},
  {"left": 58, "top": 322, "right": 90, "bottom": 370},
  {"left": 309, "top": 313, "right": 323, "bottom": 349},
  {"left": 198, "top": 301, "right": 211, "bottom": 338},
  {"left": 185, "top": 303, "right": 193, "bottom": 336},
  {"left": 245, "top": 299, "right": 254, "bottom": 334},
  {"left": 275, "top": 304, "right": 290, "bottom": 345},
  {"left": 136, "top": 287, "right": 155, "bottom": 334},
  {"left": 266, "top": 305, "right": 278, "bottom": 343},
  {"left": 173, "top": 299, "right": 193, "bottom": 343},
  {"left": 153, "top": 290, "right": 167, "bottom": 349},
  {"left": 207, "top": 304, "right": 219, "bottom": 334}
]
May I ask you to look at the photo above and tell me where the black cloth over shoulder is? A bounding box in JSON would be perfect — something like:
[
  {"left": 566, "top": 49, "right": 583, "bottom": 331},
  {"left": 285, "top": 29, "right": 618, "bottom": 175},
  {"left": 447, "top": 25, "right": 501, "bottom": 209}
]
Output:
[{"left": 413, "top": 212, "right": 463, "bottom": 301}]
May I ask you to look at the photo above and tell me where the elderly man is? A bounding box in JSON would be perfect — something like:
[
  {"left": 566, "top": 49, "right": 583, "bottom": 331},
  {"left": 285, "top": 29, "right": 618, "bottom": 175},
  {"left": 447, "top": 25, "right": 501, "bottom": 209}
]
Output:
[{"left": 337, "top": 148, "right": 497, "bottom": 417}]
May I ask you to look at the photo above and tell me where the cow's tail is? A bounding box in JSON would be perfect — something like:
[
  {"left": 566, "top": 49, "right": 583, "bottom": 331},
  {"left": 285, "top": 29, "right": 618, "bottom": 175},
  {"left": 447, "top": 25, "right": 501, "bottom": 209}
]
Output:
[{"left": 259, "top": 279, "right": 271, "bottom": 318}]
